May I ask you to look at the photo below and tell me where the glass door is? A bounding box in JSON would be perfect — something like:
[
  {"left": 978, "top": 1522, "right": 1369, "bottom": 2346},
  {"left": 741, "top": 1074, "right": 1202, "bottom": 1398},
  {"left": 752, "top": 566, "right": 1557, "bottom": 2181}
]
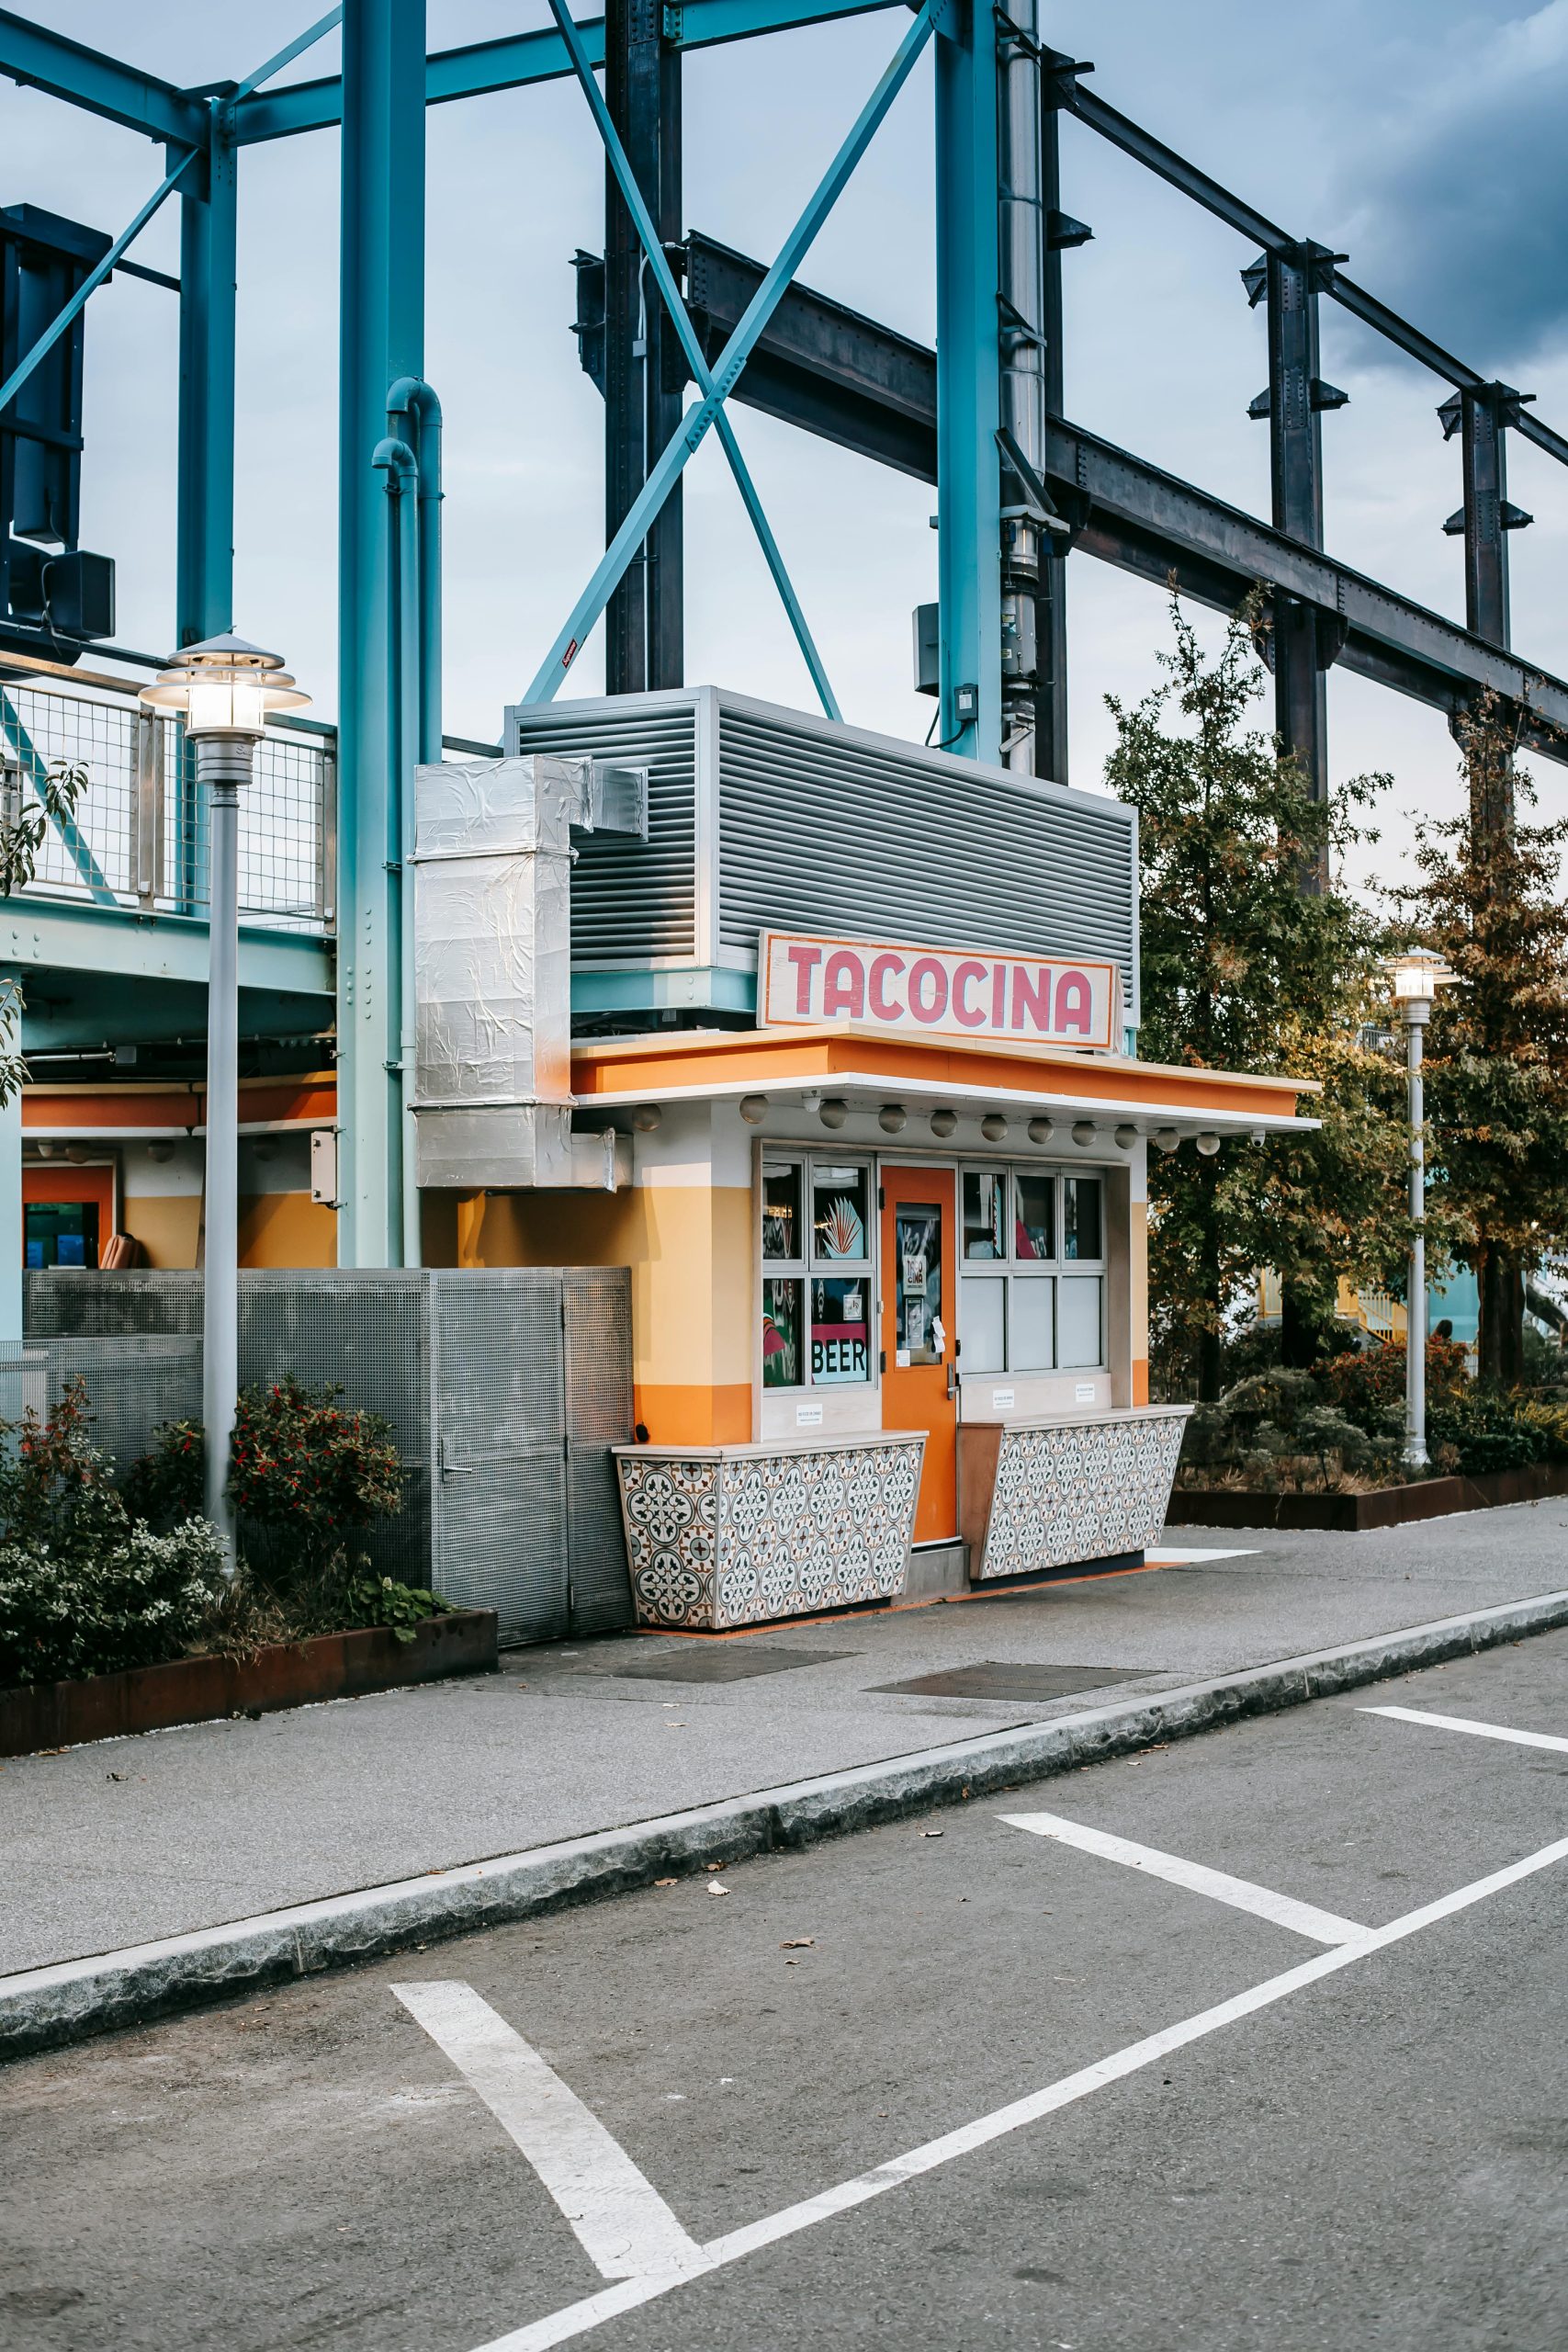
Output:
[{"left": 879, "top": 1166, "right": 958, "bottom": 1543}]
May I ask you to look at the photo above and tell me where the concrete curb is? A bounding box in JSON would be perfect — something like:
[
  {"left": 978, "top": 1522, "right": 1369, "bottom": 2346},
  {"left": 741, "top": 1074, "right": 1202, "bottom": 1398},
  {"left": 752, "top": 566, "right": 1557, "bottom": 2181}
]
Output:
[{"left": 5, "top": 1584, "right": 1566, "bottom": 2064}]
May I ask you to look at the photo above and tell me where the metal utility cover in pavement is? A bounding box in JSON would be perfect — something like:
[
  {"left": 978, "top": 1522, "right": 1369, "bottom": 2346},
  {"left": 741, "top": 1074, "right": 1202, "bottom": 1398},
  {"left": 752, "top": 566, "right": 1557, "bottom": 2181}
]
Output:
[
  {"left": 870, "top": 1663, "right": 1156, "bottom": 1702},
  {"left": 605, "top": 1645, "right": 855, "bottom": 1685}
]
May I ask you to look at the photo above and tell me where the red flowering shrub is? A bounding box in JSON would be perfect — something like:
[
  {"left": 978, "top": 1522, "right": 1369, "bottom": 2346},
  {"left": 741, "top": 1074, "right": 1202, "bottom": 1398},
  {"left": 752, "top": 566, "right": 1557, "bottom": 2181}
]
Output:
[{"left": 1314, "top": 1337, "right": 1471, "bottom": 1432}]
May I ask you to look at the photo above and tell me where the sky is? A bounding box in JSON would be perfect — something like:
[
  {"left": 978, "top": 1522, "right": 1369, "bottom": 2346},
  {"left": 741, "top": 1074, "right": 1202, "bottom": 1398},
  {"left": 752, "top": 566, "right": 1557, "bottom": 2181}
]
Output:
[{"left": 6, "top": 0, "right": 1568, "bottom": 892}]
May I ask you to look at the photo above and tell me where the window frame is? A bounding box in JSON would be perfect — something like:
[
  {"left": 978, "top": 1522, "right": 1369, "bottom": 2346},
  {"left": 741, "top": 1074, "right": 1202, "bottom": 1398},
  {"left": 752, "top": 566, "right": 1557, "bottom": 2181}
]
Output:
[
  {"left": 957, "top": 1162, "right": 1108, "bottom": 1377},
  {"left": 759, "top": 1148, "right": 876, "bottom": 1394}
]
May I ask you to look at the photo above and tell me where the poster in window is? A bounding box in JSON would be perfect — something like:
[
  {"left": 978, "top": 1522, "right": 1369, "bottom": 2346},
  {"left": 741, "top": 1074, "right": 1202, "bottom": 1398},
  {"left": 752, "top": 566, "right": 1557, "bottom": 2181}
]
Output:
[
  {"left": 895, "top": 1207, "right": 942, "bottom": 1364},
  {"left": 813, "top": 1163, "right": 869, "bottom": 1261},
  {"left": 812, "top": 1277, "right": 869, "bottom": 1385},
  {"left": 761, "top": 1278, "right": 802, "bottom": 1387}
]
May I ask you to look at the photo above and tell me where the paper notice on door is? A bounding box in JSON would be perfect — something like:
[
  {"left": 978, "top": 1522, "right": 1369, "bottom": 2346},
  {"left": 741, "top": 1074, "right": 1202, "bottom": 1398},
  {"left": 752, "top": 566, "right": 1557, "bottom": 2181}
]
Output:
[{"left": 896, "top": 1349, "right": 911, "bottom": 1368}]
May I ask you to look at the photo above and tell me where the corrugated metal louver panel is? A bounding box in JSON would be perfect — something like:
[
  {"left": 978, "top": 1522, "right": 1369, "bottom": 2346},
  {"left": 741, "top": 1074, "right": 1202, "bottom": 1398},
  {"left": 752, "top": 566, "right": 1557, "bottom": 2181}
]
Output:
[
  {"left": 716, "top": 707, "right": 1138, "bottom": 1018},
  {"left": 506, "top": 701, "right": 698, "bottom": 962}
]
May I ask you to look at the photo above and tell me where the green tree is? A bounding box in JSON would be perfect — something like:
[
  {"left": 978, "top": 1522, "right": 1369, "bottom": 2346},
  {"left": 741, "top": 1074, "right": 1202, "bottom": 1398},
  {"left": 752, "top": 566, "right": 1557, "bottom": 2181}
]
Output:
[
  {"left": 1401, "top": 695, "right": 1568, "bottom": 1385},
  {"left": 1105, "top": 594, "right": 1416, "bottom": 1399}
]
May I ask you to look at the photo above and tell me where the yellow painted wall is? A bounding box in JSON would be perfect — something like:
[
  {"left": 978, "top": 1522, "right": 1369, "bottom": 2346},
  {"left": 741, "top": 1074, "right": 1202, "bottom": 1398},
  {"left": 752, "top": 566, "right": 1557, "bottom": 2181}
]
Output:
[
  {"left": 239, "top": 1192, "right": 337, "bottom": 1268},
  {"left": 123, "top": 1196, "right": 201, "bottom": 1269}
]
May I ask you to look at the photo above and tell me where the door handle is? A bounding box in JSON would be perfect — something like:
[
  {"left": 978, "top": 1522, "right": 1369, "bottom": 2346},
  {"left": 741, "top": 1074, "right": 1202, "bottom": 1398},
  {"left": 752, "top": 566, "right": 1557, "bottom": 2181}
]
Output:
[
  {"left": 946, "top": 1362, "right": 957, "bottom": 1401},
  {"left": 437, "top": 1438, "right": 475, "bottom": 1480}
]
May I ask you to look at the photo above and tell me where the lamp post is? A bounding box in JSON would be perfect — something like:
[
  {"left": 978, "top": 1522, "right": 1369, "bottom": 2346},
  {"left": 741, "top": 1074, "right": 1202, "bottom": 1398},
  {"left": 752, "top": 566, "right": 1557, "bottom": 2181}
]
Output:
[
  {"left": 140, "top": 638, "right": 310, "bottom": 1562},
  {"left": 1388, "top": 950, "right": 1457, "bottom": 1470}
]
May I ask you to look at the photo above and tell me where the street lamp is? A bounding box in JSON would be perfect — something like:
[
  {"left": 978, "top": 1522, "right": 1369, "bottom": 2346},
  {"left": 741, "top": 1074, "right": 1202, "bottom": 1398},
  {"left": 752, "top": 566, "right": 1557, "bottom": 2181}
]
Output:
[
  {"left": 140, "top": 638, "right": 310, "bottom": 1562},
  {"left": 1387, "top": 949, "right": 1458, "bottom": 1470}
]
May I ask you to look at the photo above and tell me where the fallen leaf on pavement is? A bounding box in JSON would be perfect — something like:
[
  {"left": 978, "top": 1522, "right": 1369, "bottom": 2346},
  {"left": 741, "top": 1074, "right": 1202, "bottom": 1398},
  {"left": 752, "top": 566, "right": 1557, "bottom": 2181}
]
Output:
[
  {"left": 707, "top": 1882, "right": 729, "bottom": 1897},
  {"left": 654, "top": 1878, "right": 677, "bottom": 1887},
  {"left": 919, "top": 1829, "right": 944, "bottom": 1838},
  {"left": 780, "top": 1938, "right": 815, "bottom": 1949}
]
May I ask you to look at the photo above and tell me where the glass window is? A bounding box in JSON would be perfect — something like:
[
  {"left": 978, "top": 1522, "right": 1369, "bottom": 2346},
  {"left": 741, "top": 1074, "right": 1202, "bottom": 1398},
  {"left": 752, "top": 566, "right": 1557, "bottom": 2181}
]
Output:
[
  {"left": 760, "top": 1153, "right": 874, "bottom": 1390},
  {"left": 24, "top": 1201, "right": 99, "bottom": 1271},
  {"left": 812, "top": 1163, "right": 869, "bottom": 1262},
  {"left": 1011, "top": 1277, "right": 1055, "bottom": 1370},
  {"left": 962, "top": 1169, "right": 1005, "bottom": 1260},
  {"left": 1057, "top": 1274, "right": 1103, "bottom": 1367},
  {"left": 811, "top": 1275, "right": 871, "bottom": 1384},
  {"left": 960, "top": 1276, "right": 1006, "bottom": 1374},
  {"left": 1063, "top": 1175, "right": 1102, "bottom": 1261},
  {"left": 896, "top": 1204, "right": 943, "bottom": 1365},
  {"left": 1012, "top": 1170, "right": 1054, "bottom": 1261},
  {"left": 762, "top": 1159, "right": 802, "bottom": 1261},
  {"left": 762, "top": 1277, "right": 804, "bottom": 1388}
]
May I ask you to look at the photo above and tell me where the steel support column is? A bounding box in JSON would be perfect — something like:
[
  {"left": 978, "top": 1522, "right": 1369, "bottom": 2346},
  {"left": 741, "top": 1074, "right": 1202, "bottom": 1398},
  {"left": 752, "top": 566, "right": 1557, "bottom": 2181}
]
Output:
[
  {"left": 336, "top": 0, "right": 425, "bottom": 1268},
  {"left": 935, "top": 0, "right": 1001, "bottom": 762},
  {"left": 1439, "top": 381, "right": 1531, "bottom": 650},
  {"left": 175, "top": 101, "right": 236, "bottom": 918},
  {"left": 0, "top": 1020, "right": 18, "bottom": 1352},
  {"left": 996, "top": 0, "right": 1045, "bottom": 772},
  {"left": 604, "top": 0, "right": 683, "bottom": 692},
  {"left": 1247, "top": 241, "right": 1344, "bottom": 821},
  {"left": 1033, "top": 68, "right": 1068, "bottom": 782}
]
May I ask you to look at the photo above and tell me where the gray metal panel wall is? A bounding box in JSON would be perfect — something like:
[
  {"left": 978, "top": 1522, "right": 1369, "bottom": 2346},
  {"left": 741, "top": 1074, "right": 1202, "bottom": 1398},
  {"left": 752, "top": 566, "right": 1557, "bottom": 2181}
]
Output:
[
  {"left": 8, "top": 1336, "right": 201, "bottom": 1474},
  {"left": 715, "top": 701, "right": 1141, "bottom": 1019},
  {"left": 562, "top": 1268, "right": 636, "bottom": 1634},
  {"left": 504, "top": 697, "right": 699, "bottom": 963},
  {"left": 431, "top": 1271, "right": 570, "bottom": 1644}
]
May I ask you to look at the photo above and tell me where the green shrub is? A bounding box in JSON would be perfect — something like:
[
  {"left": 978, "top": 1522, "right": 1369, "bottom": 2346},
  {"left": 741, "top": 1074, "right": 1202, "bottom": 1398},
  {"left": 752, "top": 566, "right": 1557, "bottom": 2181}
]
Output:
[
  {"left": 1314, "top": 1337, "right": 1471, "bottom": 1434},
  {"left": 1427, "top": 1387, "right": 1549, "bottom": 1477},
  {"left": 1515, "top": 1396, "right": 1568, "bottom": 1461},
  {"left": 0, "top": 1382, "right": 227, "bottom": 1688},
  {"left": 128, "top": 1375, "right": 406, "bottom": 1603}
]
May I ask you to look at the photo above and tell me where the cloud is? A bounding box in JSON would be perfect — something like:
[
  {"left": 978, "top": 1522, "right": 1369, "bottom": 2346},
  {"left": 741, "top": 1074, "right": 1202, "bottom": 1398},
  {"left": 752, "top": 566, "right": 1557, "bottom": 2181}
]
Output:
[{"left": 1342, "top": 1, "right": 1568, "bottom": 368}]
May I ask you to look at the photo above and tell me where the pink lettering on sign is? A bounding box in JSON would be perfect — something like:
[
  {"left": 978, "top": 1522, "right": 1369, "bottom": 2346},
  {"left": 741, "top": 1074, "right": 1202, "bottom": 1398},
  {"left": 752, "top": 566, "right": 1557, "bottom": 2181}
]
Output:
[
  {"left": 1055, "top": 969, "right": 1093, "bottom": 1035},
  {"left": 822, "top": 950, "right": 865, "bottom": 1019},
  {"left": 952, "top": 959, "right": 988, "bottom": 1028},
  {"left": 869, "top": 952, "right": 906, "bottom": 1019},
  {"left": 908, "top": 956, "right": 949, "bottom": 1023},
  {"left": 786, "top": 943, "right": 822, "bottom": 1016},
  {"left": 1010, "top": 965, "right": 1054, "bottom": 1034},
  {"left": 991, "top": 961, "right": 1008, "bottom": 1028}
]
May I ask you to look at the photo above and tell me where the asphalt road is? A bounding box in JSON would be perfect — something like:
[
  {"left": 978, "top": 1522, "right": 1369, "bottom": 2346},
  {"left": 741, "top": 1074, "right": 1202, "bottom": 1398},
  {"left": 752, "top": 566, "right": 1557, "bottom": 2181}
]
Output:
[{"left": 5, "top": 1631, "right": 1567, "bottom": 2352}]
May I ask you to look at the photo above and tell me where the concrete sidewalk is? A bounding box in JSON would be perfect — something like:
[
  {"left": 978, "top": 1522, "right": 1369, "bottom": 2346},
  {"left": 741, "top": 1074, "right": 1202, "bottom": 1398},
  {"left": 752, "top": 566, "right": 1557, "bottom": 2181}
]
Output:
[{"left": 5, "top": 1498, "right": 1566, "bottom": 1982}]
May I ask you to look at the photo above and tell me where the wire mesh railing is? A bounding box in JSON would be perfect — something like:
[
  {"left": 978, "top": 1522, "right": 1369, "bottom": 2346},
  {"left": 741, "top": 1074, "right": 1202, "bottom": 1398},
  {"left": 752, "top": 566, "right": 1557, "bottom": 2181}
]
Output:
[{"left": 0, "top": 673, "right": 334, "bottom": 932}]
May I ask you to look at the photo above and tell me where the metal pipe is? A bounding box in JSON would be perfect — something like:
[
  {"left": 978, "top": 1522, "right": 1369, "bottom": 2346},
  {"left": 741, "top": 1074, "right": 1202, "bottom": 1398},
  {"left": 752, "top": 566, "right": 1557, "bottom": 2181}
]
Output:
[
  {"left": 371, "top": 435, "right": 421, "bottom": 1269},
  {"left": 385, "top": 376, "right": 444, "bottom": 762},
  {"left": 197, "top": 736, "right": 247, "bottom": 1565},
  {"left": 997, "top": 0, "right": 1045, "bottom": 772},
  {"left": 1404, "top": 1003, "right": 1428, "bottom": 1471}
]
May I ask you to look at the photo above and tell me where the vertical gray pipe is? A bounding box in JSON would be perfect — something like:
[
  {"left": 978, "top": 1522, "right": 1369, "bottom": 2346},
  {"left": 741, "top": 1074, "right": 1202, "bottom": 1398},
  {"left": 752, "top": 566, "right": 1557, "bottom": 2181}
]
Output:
[
  {"left": 1404, "top": 1008, "right": 1428, "bottom": 1469},
  {"left": 198, "top": 739, "right": 247, "bottom": 1565},
  {"left": 998, "top": 0, "right": 1046, "bottom": 772}
]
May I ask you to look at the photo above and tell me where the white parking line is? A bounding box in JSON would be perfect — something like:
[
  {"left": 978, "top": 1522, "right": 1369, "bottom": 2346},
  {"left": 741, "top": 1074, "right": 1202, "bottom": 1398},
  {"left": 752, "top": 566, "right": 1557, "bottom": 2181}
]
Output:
[
  {"left": 998, "top": 1810, "right": 1369, "bottom": 1945},
  {"left": 1359, "top": 1704, "right": 1568, "bottom": 1756},
  {"left": 457, "top": 1830, "right": 1568, "bottom": 2351},
  {"left": 392, "top": 1984, "right": 711, "bottom": 2283}
]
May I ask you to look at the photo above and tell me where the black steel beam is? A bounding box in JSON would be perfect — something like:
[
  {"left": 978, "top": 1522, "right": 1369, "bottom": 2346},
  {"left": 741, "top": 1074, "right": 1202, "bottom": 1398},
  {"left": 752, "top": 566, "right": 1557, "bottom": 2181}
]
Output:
[
  {"left": 682, "top": 233, "right": 938, "bottom": 477},
  {"left": 604, "top": 0, "right": 682, "bottom": 694}
]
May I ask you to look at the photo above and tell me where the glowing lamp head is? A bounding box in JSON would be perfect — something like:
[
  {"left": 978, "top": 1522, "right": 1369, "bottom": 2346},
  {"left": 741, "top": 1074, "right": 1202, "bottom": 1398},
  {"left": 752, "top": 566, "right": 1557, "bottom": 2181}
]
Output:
[
  {"left": 139, "top": 634, "right": 310, "bottom": 742},
  {"left": 1386, "top": 949, "right": 1458, "bottom": 1015}
]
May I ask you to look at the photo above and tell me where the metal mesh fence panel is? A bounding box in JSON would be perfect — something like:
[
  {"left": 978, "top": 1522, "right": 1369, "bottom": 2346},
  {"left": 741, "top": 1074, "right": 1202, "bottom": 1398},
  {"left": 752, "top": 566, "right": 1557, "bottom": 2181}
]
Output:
[
  {"left": 1, "top": 681, "right": 332, "bottom": 930},
  {"left": 432, "top": 1272, "right": 570, "bottom": 1644},
  {"left": 563, "top": 1270, "right": 635, "bottom": 1634}
]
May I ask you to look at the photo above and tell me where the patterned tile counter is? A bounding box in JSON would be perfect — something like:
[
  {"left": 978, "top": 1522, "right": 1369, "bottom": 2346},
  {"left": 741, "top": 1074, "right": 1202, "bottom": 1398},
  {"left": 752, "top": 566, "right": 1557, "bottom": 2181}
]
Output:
[
  {"left": 959, "top": 1406, "right": 1191, "bottom": 1581},
  {"left": 615, "top": 1432, "right": 926, "bottom": 1631}
]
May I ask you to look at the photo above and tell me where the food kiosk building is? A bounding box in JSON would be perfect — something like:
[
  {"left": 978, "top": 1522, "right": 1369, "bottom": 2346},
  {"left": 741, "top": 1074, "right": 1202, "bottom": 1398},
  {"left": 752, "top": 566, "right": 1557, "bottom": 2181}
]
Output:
[{"left": 412, "top": 688, "right": 1313, "bottom": 1631}]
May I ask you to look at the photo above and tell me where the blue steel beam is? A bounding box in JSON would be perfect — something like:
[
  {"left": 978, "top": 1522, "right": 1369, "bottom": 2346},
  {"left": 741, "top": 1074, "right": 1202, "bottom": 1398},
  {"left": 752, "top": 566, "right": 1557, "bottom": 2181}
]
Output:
[
  {"left": 335, "top": 0, "right": 425, "bottom": 1272},
  {"left": 547, "top": 0, "right": 840, "bottom": 719},
  {"left": 233, "top": 6, "right": 343, "bottom": 101},
  {"left": 5, "top": 893, "right": 333, "bottom": 995},
  {"left": 934, "top": 0, "right": 1000, "bottom": 760},
  {"left": 524, "top": 0, "right": 937, "bottom": 704},
  {"left": 0, "top": 147, "right": 197, "bottom": 428},
  {"left": 0, "top": 7, "right": 209, "bottom": 146},
  {"left": 231, "top": 0, "right": 901, "bottom": 141}
]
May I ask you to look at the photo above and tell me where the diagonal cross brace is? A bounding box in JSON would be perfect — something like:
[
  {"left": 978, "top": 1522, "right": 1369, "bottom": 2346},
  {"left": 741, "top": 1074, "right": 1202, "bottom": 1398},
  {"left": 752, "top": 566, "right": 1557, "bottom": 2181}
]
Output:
[
  {"left": 0, "top": 691, "right": 115, "bottom": 905},
  {"left": 523, "top": 0, "right": 940, "bottom": 705},
  {"left": 547, "top": 0, "right": 840, "bottom": 719}
]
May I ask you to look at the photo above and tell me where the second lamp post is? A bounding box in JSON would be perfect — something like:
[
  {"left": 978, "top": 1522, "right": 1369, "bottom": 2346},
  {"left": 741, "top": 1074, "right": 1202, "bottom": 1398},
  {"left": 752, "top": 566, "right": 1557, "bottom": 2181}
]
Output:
[
  {"left": 140, "top": 637, "right": 310, "bottom": 1561},
  {"left": 1388, "top": 950, "right": 1456, "bottom": 1471}
]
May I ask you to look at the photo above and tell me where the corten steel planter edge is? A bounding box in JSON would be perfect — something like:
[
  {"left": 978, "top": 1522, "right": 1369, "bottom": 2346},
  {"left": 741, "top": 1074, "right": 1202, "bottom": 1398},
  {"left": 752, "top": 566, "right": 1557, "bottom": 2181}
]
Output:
[
  {"left": 1167, "top": 1461, "right": 1568, "bottom": 1532},
  {"left": 0, "top": 1610, "right": 498, "bottom": 1759}
]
